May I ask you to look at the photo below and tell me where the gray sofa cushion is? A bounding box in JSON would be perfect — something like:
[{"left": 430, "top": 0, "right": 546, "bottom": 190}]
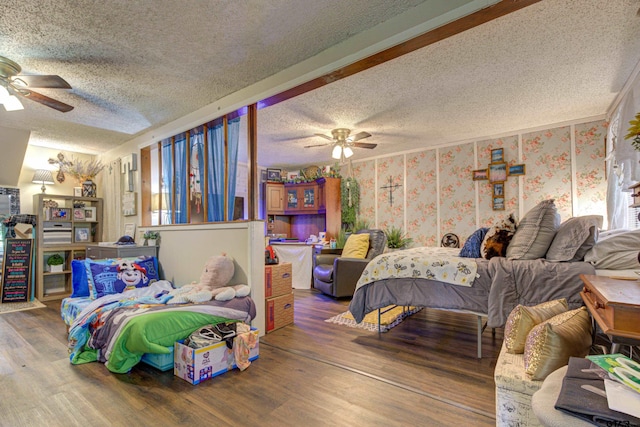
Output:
[{"left": 506, "top": 199, "right": 560, "bottom": 260}]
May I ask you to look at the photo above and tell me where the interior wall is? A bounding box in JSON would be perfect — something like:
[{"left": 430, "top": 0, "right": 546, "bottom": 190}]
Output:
[
  {"left": 353, "top": 117, "right": 607, "bottom": 246},
  {"left": 138, "top": 221, "right": 266, "bottom": 334}
]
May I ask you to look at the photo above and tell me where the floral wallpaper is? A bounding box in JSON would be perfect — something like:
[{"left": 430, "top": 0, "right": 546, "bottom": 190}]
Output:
[
  {"left": 377, "top": 155, "right": 405, "bottom": 230},
  {"left": 406, "top": 150, "right": 438, "bottom": 246},
  {"left": 352, "top": 159, "right": 376, "bottom": 227},
  {"left": 351, "top": 119, "right": 607, "bottom": 247},
  {"left": 574, "top": 120, "right": 607, "bottom": 219},
  {"left": 439, "top": 143, "right": 476, "bottom": 244},
  {"left": 522, "top": 126, "right": 573, "bottom": 220}
]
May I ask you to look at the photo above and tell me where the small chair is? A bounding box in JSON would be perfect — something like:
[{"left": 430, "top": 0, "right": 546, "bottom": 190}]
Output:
[{"left": 313, "top": 229, "right": 387, "bottom": 298}]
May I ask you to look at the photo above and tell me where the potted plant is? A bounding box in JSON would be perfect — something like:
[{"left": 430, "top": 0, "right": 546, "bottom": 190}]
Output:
[
  {"left": 47, "top": 253, "right": 65, "bottom": 272},
  {"left": 384, "top": 226, "right": 413, "bottom": 251},
  {"left": 143, "top": 230, "right": 160, "bottom": 246}
]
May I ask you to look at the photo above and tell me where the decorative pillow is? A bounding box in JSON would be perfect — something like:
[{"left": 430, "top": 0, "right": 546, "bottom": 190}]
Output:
[
  {"left": 459, "top": 227, "right": 489, "bottom": 258},
  {"left": 480, "top": 214, "right": 517, "bottom": 259},
  {"left": 506, "top": 199, "right": 560, "bottom": 260},
  {"left": 523, "top": 307, "right": 592, "bottom": 380},
  {"left": 84, "top": 258, "right": 115, "bottom": 299},
  {"left": 545, "top": 215, "right": 603, "bottom": 262},
  {"left": 503, "top": 299, "right": 568, "bottom": 354},
  {"left": 88, "top": 256, "right": 160, "bottom": 299},
  {"left": 341, "top": 233, "right": 370, "bottom": 259},
  {"left": 71, "top": 259, "right": 90, "bottom": 298},
  {"left": 584, "top": 229, "right": 640, "bottom": 270}
]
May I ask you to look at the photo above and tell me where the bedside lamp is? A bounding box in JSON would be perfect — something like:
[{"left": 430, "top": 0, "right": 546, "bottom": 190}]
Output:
[{"left": 32, "top": 169, "right": 55, "bottom": 193}]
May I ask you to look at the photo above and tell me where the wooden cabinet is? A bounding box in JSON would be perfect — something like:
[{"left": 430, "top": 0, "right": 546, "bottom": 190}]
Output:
[
  {"left": 33, "top": 193, "right": 103, "bottom": 301},
  {"left": 265, "top": 182, "right": 285, "bottom": 214},
  {"left": 86, "top": 244, "right": 158, "bottom": 260},
  {"left": 264, "top": 177, "right": 341, "bottom": 240}
]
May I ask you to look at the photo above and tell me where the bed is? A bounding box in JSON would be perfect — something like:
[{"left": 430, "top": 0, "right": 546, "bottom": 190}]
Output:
[
  {"left": 348, "top": 201, "right": 640, "bottom": 357},
  {"left": 61, "top": 256, "right": 257, "bottom": 373}
]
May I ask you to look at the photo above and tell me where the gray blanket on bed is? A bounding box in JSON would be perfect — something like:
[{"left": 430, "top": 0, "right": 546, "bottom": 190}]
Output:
[{"left": 349, "top": 256, "right": 595, "bottom": 328}]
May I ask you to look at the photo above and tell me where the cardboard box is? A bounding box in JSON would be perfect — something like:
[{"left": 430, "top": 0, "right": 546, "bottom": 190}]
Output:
[
  {"left": 266, "top": 292, "right": 294, "bottom": 333},
  {"left": 265, "top": 262, "right": 292, "bottom": 298},
  {"left": 174, "top": 329, "right": 260, "bottom": 385}
]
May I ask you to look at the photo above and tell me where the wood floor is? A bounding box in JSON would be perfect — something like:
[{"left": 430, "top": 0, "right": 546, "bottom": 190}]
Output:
[{"left": 0, "top": 289, "right": 504, "bottom": 427}]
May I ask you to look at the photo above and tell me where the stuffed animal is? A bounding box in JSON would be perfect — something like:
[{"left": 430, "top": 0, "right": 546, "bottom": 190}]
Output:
[{"left": 167, "top": 253, "right": 250, "bottom": 304}]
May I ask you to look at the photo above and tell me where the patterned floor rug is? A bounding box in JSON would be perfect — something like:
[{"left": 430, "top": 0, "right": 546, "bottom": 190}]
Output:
[
  {"left": 325, "top": 305, "right": 423, "bottom": 332},
  {"left": 0, "top": 299, "right": 46, "bottom": 315}
]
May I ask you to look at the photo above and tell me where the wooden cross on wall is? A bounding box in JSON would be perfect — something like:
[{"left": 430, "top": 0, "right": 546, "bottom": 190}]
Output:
[
  {"left": 471, "top": 148, "right": 526, "bottom": 211},
  {"left": 380, "top": 175, "right": 401, "bottom": 207}
]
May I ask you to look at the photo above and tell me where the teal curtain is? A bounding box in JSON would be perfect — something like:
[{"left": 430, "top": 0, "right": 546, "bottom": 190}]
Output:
[
  {"left": 207, "top": 123, "right": 225, "bottom": 221},
  {"left": 174, "top": 133, "right": 188, "bottom": 223},
  {"left": 161, "top": 139, "right": 173, "bottom": 223},
  {"left": 226, "top": 117, "right": 240, "bottom": 220},
  {"left": 190, "top": 128, "right": 205, "bottom": 215}
]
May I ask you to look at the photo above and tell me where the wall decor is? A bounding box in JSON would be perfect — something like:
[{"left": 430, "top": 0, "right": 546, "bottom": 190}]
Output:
[
  {"left": 380, "top": 175, "right": 402, "bottom": 207},
  {"left": 75, "top": 227, "right": 91, "bottom": 242},
  {"left": 493, "top": 196, "right": 505, "bottom": 211},
  {"left": 121, "top": 153, "right": 138, "bottom": 192},
  {"left": 493, "top": 182, "right": 504, "bottom": 197},
  {"left": 84, "top": 207, "right": 96, "bottom": 222},
  {"left": 508, "top": 164, "right": 526, "bottom": 176},
  {"left": 122, "top": 192, "right": 137, "bottom": 216},
  {"left": 472, "top": 169, "right": 488, "bottom": 181},
  {"left": 491, "top": 148, "right": 504, "bottom": 163},
  {"left": 489, "top": 162, "right": 507, "bottom": 183},
  {"left": 73, "top": 187, "right": 82, "bottom": 197},
  {"left": 73, "top": 208, "right": 86, "bottom": 221},
  {"left": 123, "top": 223, "right": 136, "bottom": 238},
  {"left": 267, "top": 168, "right": 281, "bottom": 181}
]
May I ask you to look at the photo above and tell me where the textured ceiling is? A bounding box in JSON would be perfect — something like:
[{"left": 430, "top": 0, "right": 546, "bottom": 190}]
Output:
[{"left": 1, "top": 0, "right": 640, "bottom": 170}]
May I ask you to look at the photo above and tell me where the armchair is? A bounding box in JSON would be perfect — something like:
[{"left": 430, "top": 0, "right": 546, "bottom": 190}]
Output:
[{"left": 313, "top": 229, "right": 387, "bottom": 298}]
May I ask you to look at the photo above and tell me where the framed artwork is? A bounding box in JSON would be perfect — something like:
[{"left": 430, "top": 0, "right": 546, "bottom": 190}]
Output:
[
  {"left": 491, "top": 148, "right": 504, "bottom": 163},
  {"left": 493, "top": 182, "right": 504, "bottom": 197},
  {"left": 261, "top": 170, "right": 267, "bottom": 182},
  {"left": 508, "top": 164, "right": 526, "bottom": 176},
  {"left": 75, "top": 227, "right": 91, "bottom": 242},
  {"left": 472, "top": 169, "right": 488, "bottom": 181},
  {"left": 122, "top": 192, "right": 137, "bottom": 216},
  {"left": 267, "top": 168, "right": 282, "bottom": 181},
  {"left": 493, "top": 196, "right": 505, "bottom": 211},
  {"left": 489, "top": 162, "right": 507, "bottom": 183},
  {"left": 84, "top": 207, "right": 96, "bottom": 221},
  {"left": 73, "top": 208, "right": 85, "bottom": 221},
  {"left": 73, "top": 187, "right": 82, "bottom": 197},
  {"left": 287, "top": 172, "right": 298, "bottom": 181},
  {"left": 123, "top": 223, "right": 136, "bottom": 238}
]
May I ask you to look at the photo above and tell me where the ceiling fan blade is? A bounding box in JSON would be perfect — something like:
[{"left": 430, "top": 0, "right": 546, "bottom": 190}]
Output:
[
  {"left": 304, "top": 142, "right": 332, "bottom": 148},
  {"left": 353, "top": 142, "right": 377, "bottom": 149},
  {"left": 351, "top": 131, "right": 371, "bottom": 142},
  {"left": 17, "top": 89, "right": 74, "bottom": 112},
  {"left": 314, "top": 133, "right": 334, "bottom": 141},
  {"left": 13, "top": 74, "right": 72, "bottom": 89}
]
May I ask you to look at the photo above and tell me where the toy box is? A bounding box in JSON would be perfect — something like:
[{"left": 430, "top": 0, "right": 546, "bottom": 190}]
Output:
[{"left": 173, "top": 328, "right": 259, "bottom": 385}]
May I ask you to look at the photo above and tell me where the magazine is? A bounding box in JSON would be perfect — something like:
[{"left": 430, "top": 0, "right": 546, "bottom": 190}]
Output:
[{"left": 587, "top": 353, "right": 640, "bottom": 394}]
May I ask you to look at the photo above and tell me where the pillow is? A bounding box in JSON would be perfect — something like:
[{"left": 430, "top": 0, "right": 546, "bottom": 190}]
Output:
[
  {"left": 506, "top": 199, "right": 560, "bottom": 260},
  {"left": 71, "top": 259, "right": 90, "bottom": 298},
  {"left": 88, "top": 256, "right": 160, "bottom": 299},
  {"left": 480, "top": 214, "right": 517, "bottom": 259},
  {"left": 503, "top": 299, "right": 568, "bottom": 354},
  {"left": 584, "top": 229, "right": 640, "bottom": 270},
  {"left": 459, "top": 227, "right": 489, "bottom": 258},
  {"left": 84, "top": 258, "right": 115, "bottom": 299},
  {"left": 545, "top": 215, "right": 603, "bottom": 262},
  {"left": 341, "top": 233, "right": 370, "bottom": 259},
  {"left": 523, "top": 307, "right": 592, "bottom": 380}
]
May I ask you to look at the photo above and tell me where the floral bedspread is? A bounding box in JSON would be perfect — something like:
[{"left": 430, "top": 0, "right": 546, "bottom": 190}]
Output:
[{"left": 355, "top": 247, "right": 478, "bottom": 291}]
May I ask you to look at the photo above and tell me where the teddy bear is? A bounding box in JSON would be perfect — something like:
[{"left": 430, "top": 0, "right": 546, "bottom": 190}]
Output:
[{"left": 168, "top": 253, "right": 250, "bottom": 304}]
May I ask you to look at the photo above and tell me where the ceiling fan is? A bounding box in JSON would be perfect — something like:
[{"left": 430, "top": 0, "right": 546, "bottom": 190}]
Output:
[
  {"left": 0, "top": 56, "right": 74, "bottom": 112},
  {"left": 305, "top": 128, "right": 376, "bottom": 159}
]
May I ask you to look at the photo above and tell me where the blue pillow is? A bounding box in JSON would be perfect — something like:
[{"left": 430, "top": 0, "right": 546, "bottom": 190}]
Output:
[
  {"left": 459, "top": 228, "right": 489, "bottom": 258},
  {"left": 88, "top": 256, "right": 160, "bottom": 299},
  {"left": 71, "top": 259, "right": 90, "bottom": 298}
]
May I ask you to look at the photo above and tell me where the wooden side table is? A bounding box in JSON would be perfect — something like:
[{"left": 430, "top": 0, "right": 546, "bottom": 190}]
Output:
[{"left": 579, "top": 274, "right": 640, "bottom": 352}]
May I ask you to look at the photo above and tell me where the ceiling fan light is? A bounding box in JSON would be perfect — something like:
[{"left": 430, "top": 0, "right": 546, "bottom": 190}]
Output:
[
  {"left": 332, "top": 144, "right": 342, "bottom": 159},
  {"left": 343, "top": 146, "right": 354, "bottom": 158},
  {"left": 3, "top": 95, "right": 24, "bottom": 111}
]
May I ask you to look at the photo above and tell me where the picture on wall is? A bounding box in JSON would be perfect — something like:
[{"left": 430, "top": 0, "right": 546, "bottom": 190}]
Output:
[
  {"left": 493, "top": 196, "right": 505, "bottom": 211},
  {"left": 491, "top": 148, "right": 504, "bottom": 163},
  {"left": 84, "top": 207, "right": 96, "bottom": 221},
  {"left": 493, "top": 182, "right": 504, "bottom": 197},
  {"left": 75, "top": 227, "right": 91, "bottom": 242},
  {"left": 267, "top": 168, "right": 281, "bottom": 181},
  {"left": 508, "top": 164, "right": 526, "bottom": 176},
  {"left": 472, "top": 169, "right": 488, "bottom": 181},
  {"left": 489, "top": 162, "right": 507, "bottom": 183}
]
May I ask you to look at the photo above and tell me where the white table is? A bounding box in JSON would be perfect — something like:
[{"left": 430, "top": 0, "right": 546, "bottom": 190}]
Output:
[{"left": 271, "top": 243, "right": 313, "bottom": 289}]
